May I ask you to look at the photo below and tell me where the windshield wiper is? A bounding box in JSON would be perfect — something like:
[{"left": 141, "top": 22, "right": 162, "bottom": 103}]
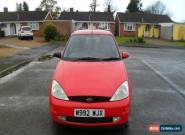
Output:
[
  {"left": 76, "top": 57, "right": 102, "bottom": 61},
  {"left": 63, "top": 57, "right": 121, "bottom": 61},
  {"left": 101, "top": 57, "right": 121, "bottom": 61}
]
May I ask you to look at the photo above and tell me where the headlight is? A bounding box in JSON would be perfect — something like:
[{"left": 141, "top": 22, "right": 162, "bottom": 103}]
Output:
[
  {"left": 110, "top": 81, "right": 129, "bottom": 101},
  {"left": 51, "top": 80, "right": 69, "bottom": 100}
]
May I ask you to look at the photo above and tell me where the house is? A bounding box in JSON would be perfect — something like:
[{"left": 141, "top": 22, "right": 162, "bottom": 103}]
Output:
[
  {"left": 53, "top": 8, "right": 115, "bottom": 36},
  {"left": 115, "top": 12, "right": 173, "bottom": 39},
  {"left": 0, "top": 8, "right": 53, "bottom": 37}
]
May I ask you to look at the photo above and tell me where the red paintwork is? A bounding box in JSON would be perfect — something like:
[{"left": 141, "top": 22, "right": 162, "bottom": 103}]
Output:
[
  {"left": 122, "top": 52, "right": 129, "bottom": 59},
  {"left": 49, "top": 30, "right": 131, "bottom": 127},
  {"left": 53, "top": 61, "right": 128, "bottom": 97}
]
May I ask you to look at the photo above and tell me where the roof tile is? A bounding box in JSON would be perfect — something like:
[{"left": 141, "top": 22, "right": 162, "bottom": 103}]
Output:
[
  {"left": 59, "top": 12, "right": 114, "bottom": 22},
  {"left": 117, "top": 12, "right": 173, "bottom": 23},
  {"left": 0, "top": 11, "right": 49, "bottom": 22}
]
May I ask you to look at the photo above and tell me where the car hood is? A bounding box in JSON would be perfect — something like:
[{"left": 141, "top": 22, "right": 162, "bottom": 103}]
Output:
[{"left": 53, "top": 60, "right": 128, "bottom": 97}]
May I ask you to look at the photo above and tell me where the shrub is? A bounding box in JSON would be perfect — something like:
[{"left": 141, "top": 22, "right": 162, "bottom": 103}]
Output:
[
  {"left": 137, "top": 37, "right": 145, "bottom": 43},
  {"left": 44, "top": 24, "right": 57, "bottom": 41},
  {"left": 54, "top": 31, "right": 61, "bottom": 41},
  {"left": 54, "top": 34, "right": 69, "bottom": 42},
  {"left": 133, "top": 38, "right": 137, "bottom": 43},
  {"left": 129, "top": 39, "right": 133, "bottom": 43},
  {"left": 61, "top": 35, "right": 69, "bottom": 42}
]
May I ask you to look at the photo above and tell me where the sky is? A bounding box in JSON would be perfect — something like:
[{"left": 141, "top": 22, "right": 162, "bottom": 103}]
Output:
[{"left": 0, "top": 0, "right": 184, "bottom": 22}]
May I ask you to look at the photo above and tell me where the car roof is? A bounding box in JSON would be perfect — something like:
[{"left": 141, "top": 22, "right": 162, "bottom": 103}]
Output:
[{"left": 71, "top": 29, "right": 113, "bottom": 36}]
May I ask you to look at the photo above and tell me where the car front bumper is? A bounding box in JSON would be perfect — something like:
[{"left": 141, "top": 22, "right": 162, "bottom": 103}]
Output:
[{"left": 50, "top": 96, "right": 130, "bottom": 127}]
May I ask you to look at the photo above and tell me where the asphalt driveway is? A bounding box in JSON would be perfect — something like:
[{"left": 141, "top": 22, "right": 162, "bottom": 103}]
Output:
[{"left": 0, "top": 47, "right": 185, "bottom": 135}]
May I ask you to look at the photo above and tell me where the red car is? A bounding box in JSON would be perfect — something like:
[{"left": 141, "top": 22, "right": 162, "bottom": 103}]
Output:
[{"left": 49, "top": 30, "right": 131, "bottom": 128}]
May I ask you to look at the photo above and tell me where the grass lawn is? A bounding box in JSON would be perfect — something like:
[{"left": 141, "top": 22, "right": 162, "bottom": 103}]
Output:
[
  {"left": 116, "top": 37, "right": 185, "bottom": 47},
  {"left": 0, "top": 37, "right": 47, "bottom": 48},
  {"left": 0, "top": 37, "right": 48, "bottom": 58},
  {"left": 115, "top": 37, "right": 133, "bottom": 45},
  {"left": 0, "top": 44, "right": 24, "bottom": 58},
  {"left": 0, "top": 44, "right": 9, "bottom": 48},
  {"left": 173, "top": 41, "right": 185, "bottom": 47},
  {"left": 115, "top": 36, "right": 145, "bottom": 45}
]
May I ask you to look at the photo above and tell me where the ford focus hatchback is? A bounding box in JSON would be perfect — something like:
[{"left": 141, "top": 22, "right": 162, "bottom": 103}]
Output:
[{"left": 49, "top": 30, "right": 131, "bottom": 127}]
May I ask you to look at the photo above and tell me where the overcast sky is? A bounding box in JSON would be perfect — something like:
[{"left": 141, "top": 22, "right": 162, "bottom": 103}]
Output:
[{"left": 0, "top": 0, "right": 184, "bottom": 22}]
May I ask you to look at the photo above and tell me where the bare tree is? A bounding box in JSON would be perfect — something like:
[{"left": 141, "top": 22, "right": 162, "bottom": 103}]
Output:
[
  {"left": 145, "top": 1, "right": 168, "bottom": 15},
  {"left": 89, "top": 0, "right": 99, "bottom": 12},
  {"left": 104, "top": 0, "right": 118, "bottom": 13},
  {"left": 39, "top": 0, "right": 61, "bottom": 18}
]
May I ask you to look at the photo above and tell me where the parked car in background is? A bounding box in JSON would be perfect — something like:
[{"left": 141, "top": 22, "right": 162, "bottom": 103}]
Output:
[
  {"left": 50, "top": 30, "right": 132, "bottom": 128},
  {"left": 18, "top": 26, "right": 33, "bottom": 40}
]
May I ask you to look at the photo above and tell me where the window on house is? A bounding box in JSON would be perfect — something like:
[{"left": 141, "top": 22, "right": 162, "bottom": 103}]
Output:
[
  {"left": 99, "top": 23, "right": 110, "bottom": 30},
  {"left": 145, "top": 25, "right": 151, "bottom": 31},
  {"left": 124, "top": 23, "right": 136, "bottom": 31},
  {"left": 0, "top": 23, "right": 7, "bottom": 28},
  {"left": 29, "top": 22, "right": 39, "bottom": 30},
  {"left": 75, "top": 22, "right": 78, "bottom": 26}
]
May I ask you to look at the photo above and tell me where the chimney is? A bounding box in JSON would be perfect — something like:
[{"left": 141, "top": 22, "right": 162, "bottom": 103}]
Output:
[
  {"left": 70, "top": 8, "right": 73, "bottom": 12},
  {"left": 4, "top": 7, "right": 8, "bottom": 12},
  {"left": 108, "top": 5, "right": 111, "bottom": 12},
  {"left": 141, "top": 18, "right": 144, "bottom": 23},
  {"left": 17, "top": 13, "right": 20, "bottom": 21},
  {"left": 35, "top": 8, "right": 42, "bottom": 11}
]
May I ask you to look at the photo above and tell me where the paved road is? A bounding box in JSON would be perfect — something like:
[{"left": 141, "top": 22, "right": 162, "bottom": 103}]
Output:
[{"left": 0, "top": 47, "right": 185, "bottom": 135}]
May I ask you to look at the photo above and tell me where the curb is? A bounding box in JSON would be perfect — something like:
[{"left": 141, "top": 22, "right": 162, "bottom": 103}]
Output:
[{"left": 0, "top": 60, "right": 31, "bottom": 78}]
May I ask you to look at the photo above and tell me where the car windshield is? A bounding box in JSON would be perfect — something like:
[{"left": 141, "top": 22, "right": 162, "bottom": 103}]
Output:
[
  {"left": 22, "top": 27, "right": 31, "bottom": 31},
  {"left": 63, "top": 35, "right": 120, "bottom": 61}
]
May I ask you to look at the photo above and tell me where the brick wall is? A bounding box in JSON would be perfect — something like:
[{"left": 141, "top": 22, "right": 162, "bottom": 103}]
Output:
[
  {"left": 115, "top": 15, "right": 138, "bottom": 37},
  {"left": 53, "top": 21, "right": 71, "bottom": 36},
  {"left": 119, "top": 23, "right": 138, "bottom": 37},
  {"left": 33, "top": 22, "right": 44, "bottom": 36},
  {"left": 110, "top": 23, "right": 115, "bottom": 35},
  {"left": 115, "top": 15, "right": 120, "bottom": 36},
  {"left": 34, "top": 21, "right": 71, "bottom": 37}
]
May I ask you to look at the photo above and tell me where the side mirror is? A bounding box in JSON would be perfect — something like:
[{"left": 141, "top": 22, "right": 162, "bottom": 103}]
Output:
[
  {"left": 122, "top": 52, "right": 129, "bottom": 59},
  {"left": 53, "top": 52, "right": 61, "bottom": 59}
]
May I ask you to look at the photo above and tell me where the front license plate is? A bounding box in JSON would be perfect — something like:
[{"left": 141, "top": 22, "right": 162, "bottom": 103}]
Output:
[{"left": 74, "top": 109, "right": 105, "bottom": 117}]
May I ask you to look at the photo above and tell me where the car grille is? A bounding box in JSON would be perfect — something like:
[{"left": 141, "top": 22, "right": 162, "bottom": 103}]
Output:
[
  {"left": 68, "top": 96, "right": 110, "bottom": 103},
  {"left": 66, "top": 117, "right": 113, "bottom": 123}
]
